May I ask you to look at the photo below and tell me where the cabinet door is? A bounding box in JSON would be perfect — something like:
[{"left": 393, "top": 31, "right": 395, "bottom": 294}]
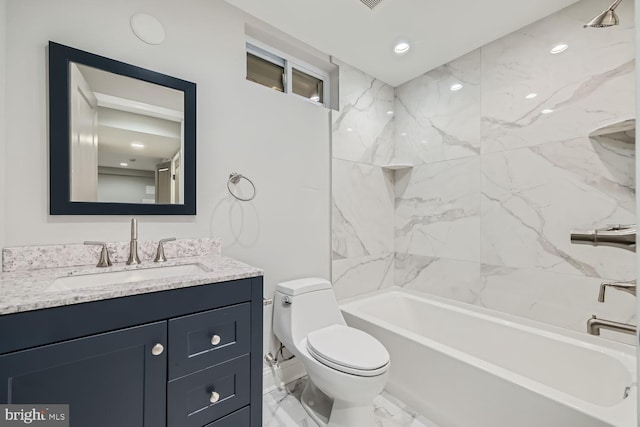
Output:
[{"left": 0, "top": 322, "right": 167, "bottom": 427}]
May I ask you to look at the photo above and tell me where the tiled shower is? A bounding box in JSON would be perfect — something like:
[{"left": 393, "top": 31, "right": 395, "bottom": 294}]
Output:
[{"left": 331, "top": 0, "right": 636, "bottom": 344}]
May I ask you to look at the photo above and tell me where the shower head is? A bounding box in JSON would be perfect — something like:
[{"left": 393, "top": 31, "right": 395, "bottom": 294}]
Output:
[{"left": 584, "top": 0, "right": 622, "bottom": 28}]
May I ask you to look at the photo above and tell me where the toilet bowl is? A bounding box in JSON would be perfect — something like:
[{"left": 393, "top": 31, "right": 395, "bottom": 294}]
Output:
[{"left": 273, "top": 278, "right": 390, "bottom": 427}]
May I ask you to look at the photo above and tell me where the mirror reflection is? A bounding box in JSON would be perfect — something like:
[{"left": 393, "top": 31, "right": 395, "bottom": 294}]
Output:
[{"left": 69, "top": 63, "right": 184, "bottom": 205}]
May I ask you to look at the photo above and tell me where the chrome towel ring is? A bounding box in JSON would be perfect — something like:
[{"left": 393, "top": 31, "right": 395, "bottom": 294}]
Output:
[{"left": 227, "top": 172, "right": 256, "bottom": 202}]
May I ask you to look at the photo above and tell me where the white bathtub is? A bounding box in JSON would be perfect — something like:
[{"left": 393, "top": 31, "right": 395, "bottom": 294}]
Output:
[{"left": 340, "top": 287, "right": 637, "bottom": 427}]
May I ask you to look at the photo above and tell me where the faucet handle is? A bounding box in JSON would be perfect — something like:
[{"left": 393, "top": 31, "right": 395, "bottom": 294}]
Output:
[
  {"left": 598, "top": 280, "right": 637, "bottom": 302},
  {"left": 154, "top": 238, "right": 176, "bottom": 263},
  {"left": 84, "top": 241, "right": 112, "bottom": 268}
]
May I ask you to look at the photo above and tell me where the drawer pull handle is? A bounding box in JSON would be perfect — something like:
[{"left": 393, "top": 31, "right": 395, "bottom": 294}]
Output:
[
  {"left": 210, "top": 335, "right": 221, "bottom": 346},
  {"left": 151, "top": 343, "right": 164, "bottom": 356},
  {"left": 209, "top": 391, "right": 220, "bottom": 404}
]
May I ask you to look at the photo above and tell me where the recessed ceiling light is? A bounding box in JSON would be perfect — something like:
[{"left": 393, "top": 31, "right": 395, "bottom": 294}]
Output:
[
  {"left": 541, "top": 109, "right": 554, "bottom": 114},
  {"left": 401, "top": 132, "right": 408, "bottom": 136},
  {"left": 120, "top": 162, "right": 129, "bottom": 167},
  {"left": 131, "top": 143, "right": 145, "bottom": 149},
  {"left": 450, "top": 83, "right": 463, "bottom": 92},
  {"left": 394, "top": 41, "right": 410, "bottom": 55},
  {"left": 550, "top": 44, "right": 568, "bottom": 54},
  {"left": 525, "top": 93, "right": 538, "bottom": 99},
  {"left": 386, "top": 110, "right": 394, "bottom": 116},
  {"left": 346, "top": 127, "right": 353, "bottom": 132},
  {"left": 310, "top": 95, "right": 320, "bottom": 102}
]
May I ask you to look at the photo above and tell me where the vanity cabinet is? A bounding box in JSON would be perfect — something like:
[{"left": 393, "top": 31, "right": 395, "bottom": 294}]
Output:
[
  {"left": 0, "top": 322, "right": 167, "bottom": 427},
  {"left": 0, "top": 276, "right": 263, "bottom": 427}
]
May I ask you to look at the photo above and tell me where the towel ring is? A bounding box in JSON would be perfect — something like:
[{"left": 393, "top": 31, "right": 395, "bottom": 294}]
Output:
[{"left": 227, "top": 172, "right": 256, "bottom": 202}]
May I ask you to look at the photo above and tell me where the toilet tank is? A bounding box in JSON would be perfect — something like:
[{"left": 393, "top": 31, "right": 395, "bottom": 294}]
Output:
[{"left": 273, "top": 278, "right": 346, "bottom": 349}]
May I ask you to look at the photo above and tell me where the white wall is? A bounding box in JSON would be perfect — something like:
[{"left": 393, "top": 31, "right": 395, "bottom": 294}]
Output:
[
  {"left": 97, "top": 174, "right": 155, "bottom": 204},
  {"left": 3, "top": 0, "right": 331, "bottom": 368}
]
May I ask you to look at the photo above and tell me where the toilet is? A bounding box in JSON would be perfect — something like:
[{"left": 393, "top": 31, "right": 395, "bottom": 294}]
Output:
[{"left": 272, "top": 278, "right": 390, "bottom": 427}]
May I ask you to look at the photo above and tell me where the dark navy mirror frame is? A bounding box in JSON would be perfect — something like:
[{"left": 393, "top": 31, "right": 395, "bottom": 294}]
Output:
[{"left": 48, "top": 41, "right": 197, "bottom": 215}]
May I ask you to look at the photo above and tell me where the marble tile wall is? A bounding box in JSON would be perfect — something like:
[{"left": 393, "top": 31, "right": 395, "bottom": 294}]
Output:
[
  {"left": 394, "top": 49, "right": 481, "bottom": 165},
  {"left": 392, "top": 0, "right": 636, "bottom": 343},
  {"left": 331, "top": 59, "right": 395, "bottom": 167},
  {"left": 331, "top": 60, "right": 396, "bottom": 299}
]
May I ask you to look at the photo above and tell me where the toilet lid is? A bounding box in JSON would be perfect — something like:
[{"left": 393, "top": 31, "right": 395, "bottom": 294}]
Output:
[{"left": 307, "top": 325, "right": 389, "bottom": 376}]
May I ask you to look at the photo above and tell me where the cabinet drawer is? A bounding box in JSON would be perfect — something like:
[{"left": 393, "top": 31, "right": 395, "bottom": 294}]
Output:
[
  {"left": 167, "top": 354, "right": 250, "bottom": 427},
  {"left": 169, "top": 302, "right": 250, "bottom": 379},
  {"left": 204, "top": 406, "right": 250, "bottom": 426}
]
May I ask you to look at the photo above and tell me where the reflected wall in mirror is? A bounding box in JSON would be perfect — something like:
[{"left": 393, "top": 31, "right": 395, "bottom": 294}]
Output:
[{"left": 49, "top": 41, "right": 196, "bottom": 215}]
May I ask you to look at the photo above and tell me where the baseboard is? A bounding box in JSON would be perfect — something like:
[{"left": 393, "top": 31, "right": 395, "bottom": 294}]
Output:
[{"left": 262, "top": 357, "right": 306, "bottom": 394}]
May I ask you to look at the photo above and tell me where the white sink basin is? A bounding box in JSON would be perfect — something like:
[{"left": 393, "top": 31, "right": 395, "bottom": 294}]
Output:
[{"left": 48, "top": 263, "right": 207, "bottom": 292}]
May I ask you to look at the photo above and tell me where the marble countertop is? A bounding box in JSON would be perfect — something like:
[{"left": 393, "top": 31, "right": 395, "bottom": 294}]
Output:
[{"left": 0, "top": 255, "right": 263, "bottom": 315}]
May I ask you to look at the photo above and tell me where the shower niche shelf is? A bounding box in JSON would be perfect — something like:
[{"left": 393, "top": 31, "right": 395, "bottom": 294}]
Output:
[
  {"left": 381, "top": 163, "right": 414, "bottom": 171},
  {"left": 588, "top": 119, "right": 635, "bottom": 145},
  {"left": 587, "top": 118, "right": 635, "bottom": 192}
]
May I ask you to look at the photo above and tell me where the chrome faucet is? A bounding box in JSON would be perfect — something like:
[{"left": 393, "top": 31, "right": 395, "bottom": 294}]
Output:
[
  {"left": 598, "top": 280, "right": 636, "bottom": 302},
  {"left": 570, "top": 224, "right": 636, "bottom": 252},
  {"left": 587, "top": 315, "right": 636, "bottom": 336},
  {"left": 126, "top": 218, "right": 141, "bottom": 265}
]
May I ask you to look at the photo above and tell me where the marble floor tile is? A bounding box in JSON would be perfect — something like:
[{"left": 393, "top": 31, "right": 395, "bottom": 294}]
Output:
[{"left": 264, "top": 377, "right": 440, "bottom": 427}]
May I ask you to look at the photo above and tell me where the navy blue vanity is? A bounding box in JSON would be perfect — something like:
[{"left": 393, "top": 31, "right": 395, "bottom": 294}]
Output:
[{"left": 0, "top": 275, "right": 263, "bottom": 427}]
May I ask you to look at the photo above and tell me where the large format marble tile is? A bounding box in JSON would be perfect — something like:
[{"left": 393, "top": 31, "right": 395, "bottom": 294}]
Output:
[
  {"left": 332, "top": 159, "right": 394, "bottom": 259},
  {"left": 263, "top": 377, "right": 440, "bottom": 427},
  {"left": 330, "top": 0, "right": 636, "bottom": 348},
  {"left": 395, "top": 157, "right": 481, "bottom": 262},
  {"left": 479, "top": 265, "right": 636, "bottom": 345},
  {"left": 481, "top": 0, "right": 634, "bottom": 153},
  {"left": 332, "top": 59, "right": 394, "bottom": 166},
  {"left": 394, "top": 49, "right": 481, "bottom": 166},
  {"left": 264, "top": 379, "right": 316, "bottom": 427},
  {"left": 332, "top": 253, "right": 394, "bottom": 301},
  {"left": 481, "top": 137, "right": 635, "bottom": 280},
  {"left": 394, "top": 253, "right": 481, "bottom": 304}
]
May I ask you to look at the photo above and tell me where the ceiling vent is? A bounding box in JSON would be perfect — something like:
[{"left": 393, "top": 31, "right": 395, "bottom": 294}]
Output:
[{"left": 359, "top": 0, "right": 383, "bottom": 10}]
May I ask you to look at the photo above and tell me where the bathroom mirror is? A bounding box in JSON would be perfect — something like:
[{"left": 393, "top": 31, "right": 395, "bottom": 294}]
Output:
[{"left": 49, "top": 41, "right": 196, "bottom": 215}]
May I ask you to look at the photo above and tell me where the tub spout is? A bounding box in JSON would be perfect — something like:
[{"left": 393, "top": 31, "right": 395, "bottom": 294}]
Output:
[
  {"left": 587, "top": 315, "right": 636, "bottom": 336},
  {"left": 598, "top": 280, "right": 636, "bottom": 302},
  {"left": 570, "top": 224, "right": 636, "bottom": 252}
]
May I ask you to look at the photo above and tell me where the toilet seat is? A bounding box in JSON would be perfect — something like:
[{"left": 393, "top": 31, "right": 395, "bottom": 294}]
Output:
[{"left": 306, "top": 324, "right": 390, "bottom": 377}]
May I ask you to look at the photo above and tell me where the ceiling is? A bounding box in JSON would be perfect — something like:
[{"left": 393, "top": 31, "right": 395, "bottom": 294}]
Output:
[
  {"left": 76, "top": 64, "right": 182, "bottom": 171},
  {"left": 225, "top": 0, "right": 582, "bottom": 86}
]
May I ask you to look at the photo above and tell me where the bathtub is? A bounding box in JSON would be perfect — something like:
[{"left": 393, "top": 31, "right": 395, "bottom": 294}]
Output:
[{"left": 340, "top": 287, "right": 637, "bottom": 427}]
